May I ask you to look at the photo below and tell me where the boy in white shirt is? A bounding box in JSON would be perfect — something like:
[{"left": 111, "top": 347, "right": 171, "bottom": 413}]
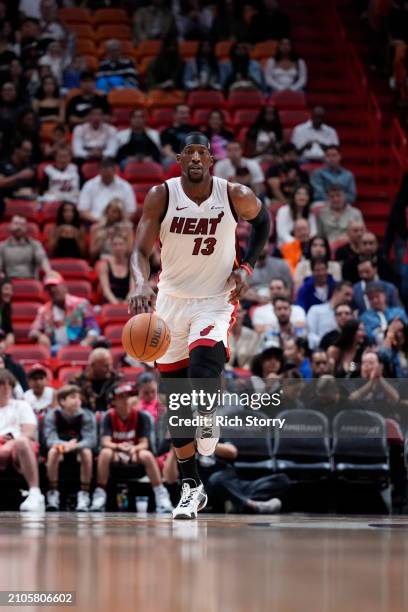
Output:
[{"left": 24, "top": 364, "right": 56, "bottom": 414}]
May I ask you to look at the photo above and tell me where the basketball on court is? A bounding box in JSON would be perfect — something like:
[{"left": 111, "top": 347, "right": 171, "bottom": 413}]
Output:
[{"left": 122, "top": 313, "right": 171, "bottom": 362}]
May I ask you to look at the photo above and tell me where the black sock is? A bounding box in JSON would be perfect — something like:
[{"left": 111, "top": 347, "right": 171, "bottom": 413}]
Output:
[{"left": 177, "top": 455, "right": 201, "bottom": 487}]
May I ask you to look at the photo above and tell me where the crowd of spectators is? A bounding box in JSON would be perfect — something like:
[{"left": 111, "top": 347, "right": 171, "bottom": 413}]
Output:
[{"left": 0, "top": 0, "right": 406, "bottom": 514}]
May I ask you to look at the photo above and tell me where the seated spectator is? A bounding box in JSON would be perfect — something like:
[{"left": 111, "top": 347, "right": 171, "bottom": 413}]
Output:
[
  {"left": 117, "top": 108, "right": 161, "bottom": 165},
  {"left": 276, "top": 183, "right": 317, "bottom": 247},
  {"left": 260, "top": 296, "right": 308, "bottom": 350},
  {"left": 48, "top": 201, "right": 85, "bottom": 259},
  {"left": 39, "top": 0, "right": 67, "bottom": 43},
  {"left": 280, "top": 218, "right": 311, "bottom": 274},
  {"left": 380, "top": 318, "right": 408, "bottom": 377},
  {"left": 292, "top": 106, "right": 339, "bottom": 161},
  {"left": 0, "top": 139, "right": 36, "bottom": 215},
  {"left": 42, "top": 145, "right": 80, "bottom": 203},
  {"left": 220, "top": 42, "right": 265, "bottom": 93},
  {"left": 0, "top": 215, "right": 51, "bottom": 279},
  {"left": 310, "top": 349, "right": 330, "bottom": 377},
  {"left": 0, "top": 329, "right": 28, "bottom": 391},
  {"left": 327, "top": 319, "right": 369, "bottom": 377},
  {"left": 207, "top": 443, "right": 288, "bottom": 514},
  {"left": 335, "top": 220, "right": 365, "bottom": 265},
  {"left": 316, "top": 184, "right": 364, "bottom": 244},
  {"left": 264, "top": 38, "right": 307, "bottom": 92},
  {"left": 32, "top": 75, "right": 63, "bottom": 123},
  {"left": 135, "top": 372, "right": 164, "bottom": 423},
  {"left": 160, "top": 104, "right": 193, "bottom": 165},
  {"left": 203, "top": 109, "right": 234, "bottom": 161},
  {"left": 320, "top": 302, "right": 353, "bottom": 351},
  {"left": 147, "top": 36, "right": 184, "bottom": 91},
  {"left": 359, "top": 282, "right": 407, "bottom": 344},
  {"left": 29, "top": 273, "right": 100, "bottom": 354},
  {"left": 78, "top": 159, "right": 136, "bottom": 224},
  {"left": 228, "top": 305, "right": 260, "bottom": 369},
  {"left": 353, "top": 257, "right": 401, "bottom": 314},
  {"left": 0, "top": 369, "right": 44, "bottom": 512},
  {"left": 133, "top": 0, "right": 175, "bottom": 45},
  {"left": 252, "top": 278, "right": 306, "bottom": 334},
  {"left": 311, "top": 146, "right": 356, "bottom": 203},
  {"left": 295, "top": 235, "right": 342, "bottom": 289},
  {"left": 15, "top": 109, "right": 42, "bottom": 163},
  {"left": 0, "top": 82, "right": 25, "bottom": 143},
  {"left": 42, "top": 123, "right": 68, "bottom": 160},
  {"left": 296, "top": 257, "right": 336, "bottom": 313},
  {"left": 246, "top": 246, "right": 293, "bottom": 301},
  {"left": 266, "top": 143, "right": 309, "bottom": 203},
  {"left": 62, "top": 55, "right": 89, "bottom": 91},
  {"left": 342, "top": 231, "right": 396, "bottom": 285},
  {"left": 175, "top": 1, "right": 214, "bottom": 40},
  {"left": 24, "top": 363, "right": 55, "bottom": 414},
  {"left": 38, "top": 40, "right": 70, "bottom": 84},
  {"left": 245, "top": 106, "right": 283, "bottom": 161},
  {"left": 90, "top": 382, "right": 172, "bottom": 513},
  {"left": 72, "top": 107, "right": 118, "bottom": 162},
  {"left": 214, "top": 141, "right": 265, "bottom": 197},
  {"left": 0, "top": 278, "right": 13, "bottom": 347},
  {"left": 249, "top": 347, "right": 285, "bottom": 391},
  {"left": 44, "top": 384, "right": 97, "bottom": 511},
  {"left": 183, "top": 40, "right": 222, "bottom": 91},
  {"left": 73, "top": 348, "right": 123, "bottom": 412},
  {"left": 65, "top": 71, "right": 110, "bottom": 129},
  {"left": 283, "top": 337, "right": 312, "bottom": 378},
  {"left": 349, "top": 350, "right": 399, "bottom": 403},
  {"left": 89, "top": 198, "right": 134, "bottom": 260},
  {"left": 97, "top": 39, "right": 139, "bottom": 93},
  {"left": 307, "top": 281, "right": 353, "bottom": 349},
  {"left": 98, "top": 235, "right": 135, "bottom": 304}
]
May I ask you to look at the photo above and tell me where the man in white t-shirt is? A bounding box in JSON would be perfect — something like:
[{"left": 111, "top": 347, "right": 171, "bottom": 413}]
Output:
[
  {"left": 0, "top": 369, "right": 45, "bottom": 511},
  {"left": 251, "top": 277, "right": 306, "bottom": 334},
  {"left": 72, "top": 107, "right": 118, "bottom": 161},
  {"left": 291, "top": 106, "right": 339, "bottom": 161},
  {"left": 24, "top": 364, "right": 55, "bottom": 414},
  {"left": 78, "top": 158, "right": 136, "bottom": 223},
  {"left": 213, "top": 141, "right": 265, "bottom": 196}
]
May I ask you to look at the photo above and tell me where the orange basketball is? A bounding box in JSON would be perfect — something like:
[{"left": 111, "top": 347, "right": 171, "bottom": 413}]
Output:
[{"left": 121, "top": 313, "right": 171, "bottom": 362}]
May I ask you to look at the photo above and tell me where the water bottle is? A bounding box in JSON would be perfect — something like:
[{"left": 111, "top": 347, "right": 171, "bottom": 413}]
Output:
[{"left": 116, "top": 484, "right": 129, "bottom": 511}]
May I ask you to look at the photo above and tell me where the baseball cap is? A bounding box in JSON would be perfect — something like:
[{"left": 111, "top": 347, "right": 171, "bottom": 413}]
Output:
[
  {"left": 27, "top": 363, "right": 51, "bottom": 379},
  {"left": 44, "top": 272, "right": 64, "bottom": 287},
  {"left": 112, "top": 383, "right": 135, "bottom": 397}
]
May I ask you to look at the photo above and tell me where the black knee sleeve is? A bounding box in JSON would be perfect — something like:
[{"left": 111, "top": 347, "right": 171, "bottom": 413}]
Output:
[
  {"left": 188, "top": 341, "right": 226, "bottom": 378},
  {"left": 160, "top": 367, "right": 195, "bottom": 447}
]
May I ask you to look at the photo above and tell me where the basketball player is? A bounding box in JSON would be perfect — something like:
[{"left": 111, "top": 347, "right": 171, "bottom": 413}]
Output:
[{"left": 129, "top": 132, "right": 270, "bottom": 519}]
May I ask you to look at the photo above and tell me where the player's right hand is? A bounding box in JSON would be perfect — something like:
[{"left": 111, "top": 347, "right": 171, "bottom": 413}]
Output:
[{"left": 128, "top": 285, "right": 155, "bottom": 315}]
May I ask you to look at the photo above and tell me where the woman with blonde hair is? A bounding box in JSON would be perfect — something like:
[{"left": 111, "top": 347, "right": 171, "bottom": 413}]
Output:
[
  {"left": 98, "top": 234, "right": 135, "bottom": 304},
  {"left": 89, "top": 198, "right": 133, "bottom": 260}
]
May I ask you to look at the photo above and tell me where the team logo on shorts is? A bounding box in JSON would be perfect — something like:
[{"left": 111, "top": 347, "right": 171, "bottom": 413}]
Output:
[{"left": 200, "top": 324, "right": 215, "bottom": 337}]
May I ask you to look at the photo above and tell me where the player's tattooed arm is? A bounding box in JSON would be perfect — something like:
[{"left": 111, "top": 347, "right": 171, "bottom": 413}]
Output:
[
  {"left": 128, "top": 184, "right": 166, "bottom": 315},
  {"left": 227, "top": 183, "right": 271, "bottom": 304}
]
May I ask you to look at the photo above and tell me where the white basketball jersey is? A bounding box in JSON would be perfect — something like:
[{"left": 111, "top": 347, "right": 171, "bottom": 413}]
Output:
[{"left": 158, "top": 177, "right": 238, "bottom": 298}]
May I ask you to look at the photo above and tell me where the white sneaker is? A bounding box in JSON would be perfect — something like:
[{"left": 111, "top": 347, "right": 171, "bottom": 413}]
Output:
[
  {"left": 252, "top": 498, "right": 282, "bottom": 514},
  {"left": 155, "top": 486, "right": 173, "bottom": 514},
  {"left": 172, "top": 481, "right": 207, "bottom": 520},
  {"left": 90, "top": 487, "right": 107, "bottom": 512},
  {"left": 46, "top": 490, "right": 60, "bottom": 511},
  {"left": 196, "top": 411, "right": 219, "bottom": 456},
  {"left": 76, "top": 490, "right": 90, "bottom": 512},
  {"left": 20, "top": 488, "right": 45, "bottom": 513}
]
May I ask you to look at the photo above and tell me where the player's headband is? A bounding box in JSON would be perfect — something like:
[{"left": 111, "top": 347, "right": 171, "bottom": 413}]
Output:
[{"left": 180, "top": 132, "right": 211, "bottom": 152}]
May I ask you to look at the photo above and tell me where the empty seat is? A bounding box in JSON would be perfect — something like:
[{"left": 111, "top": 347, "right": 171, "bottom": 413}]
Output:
[
  {"left": 187, "top": 90, "right": 225, "bottom": 110},
  {"left": 274, "top": 409, "right": 331, "bottom": 479},
  {"left": 179, "top": 40, "right": 199, "bottom": 58},
  {"left": 112, "top": 107, "right": 133, "bottom": 128},
  {"left": 64, "top": 280, "right": 93, "bottom": 301},
  {"left": 59, "top": 7, "right": 91, "bottom": 24},
  {"left": 12, "top": 302, "right": 44, "bottom": 322},
  {"left": 228, "top": 90, "right": 264, "bottom": 111},
  {"left": 145, "top": 90, "right": 185, "bottom": 109},
  {"left": 111, "top": 346, "right": 126, "bottom": 368},
  {"left": 6, "top": 344, "right": 50, "bottom": 367},
  {"left": 149, "top": 107, "right": 175, "bottom": 128},
  {"left": 119, "top": 367, "right": 146, "bottom": 384},
  {"left": 233, "top": 109, "right": 259, "bottom": 128},
  {"left": 75, "top": 39, "right": 97, "bottom": 56},
  {"left": 132, "top": 183, "right": 156, "bottom": 204},
  {"left": 279, "top": 109, "right": 310, "bottom": 128},
  {"left": 251, "top": 40, "right": 277, "bottom": 60},
  {"left": 95, "top": 25, "right": 132, "bottom": 42},
  {"left": 11, "top": 280, "right": 44, "bottom": 302},
  {"left": 268, "top": 90, "right": 307, "bottom": 110},
  {"left": 135, "top": 40, "right": 161, "bottom": 59},
  {"left": 67, "top": 23, "right": 95, "bottom": 39},
  {"left": 56, "top": 345, "right": 91, "bottom": 367},
  {"left": 93, "top": 8, "right": 128, "bottom": 25},
  {"left": 57, "top": 366, "right": 83, "bottom": 385},
  {"left": 104, "top": 324, "right": 123, "bottom": 345},
  {"left": 42, "top": 201, "right": 62, "bottom": 224},
  {"left": 215, "top": 40, "right": 233, "bottom": 60},
  {"left": 108, "top": 89, "right": 145, "bottom": 109},
  {"left": 4, "top": 200, "right": 39, "bottom": 222},
  {"left": 50, "top": 259, "right": 91, "bottom": 280},
  {"left": 14, "top": 322, "right": 33, "bottom": 344},
  {"left": 123, "top": 162, "right": 164, "bottom": 183},
  {"left": 100, "top": 303, "right": 130, "bottom": 327}
]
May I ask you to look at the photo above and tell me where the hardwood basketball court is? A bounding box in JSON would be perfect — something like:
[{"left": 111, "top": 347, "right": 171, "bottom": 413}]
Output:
[{"left": 0, "top": 513, "right": 407, "bottom": 612}]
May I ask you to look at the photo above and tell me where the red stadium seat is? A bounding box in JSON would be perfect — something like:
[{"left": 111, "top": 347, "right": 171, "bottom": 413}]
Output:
[
  {"left": 279, "top": 109, "right": 310, "bottom": 128},
  {"left": 179, "top": 40, "right": 199, "bottom": 59},
  {"left": 112, "top": 107, "right": 133, "bottom": 128},
  {"left": 64, "top": 280, "right": 93, "bottom": 301},
  {"left": 132, "top": 183, "right": 156, "bottom": 204},
  {"left": 123, "top": 162, "right": 164, "bottom": 183},
  {"left": 233, "top": 109, "right": 260, "bottom": 128},
  {"left": 59, "top": 7, "right": 91, "bottom": 24},
  {"left": 4, "top": 200, "right": 39, "bottom": 222},
  {"left": 12, "top": 302, "right": 44, "bottom": 323},
  {"left": 251, "top": 40, "right": 277, "bottom": 61},
  {"left": 119, "top": 367, "right": 146, "bottom": 383},
  {"left": 187, "top": 90, "right": 225, "bottom": 110},
  {"left": 108, "top": 89, "right": 145, "bottom": 109},
  {"left": 42, "top": 201, "right": 62, "bottom": 223},
  {"left": 6, "top": 345, "right": 51, "bottom": 367},
  {"left": 68, "top": 24, "right": 95, "bottom": 39},
  {"left": 149, "top": 107, "right": 175, "bottom": 129},
  {"left": 100, "top": 303, "right": 131, "bottom": 327},
  {"left": 12, "top": 280, "right": 45, "bottom": 302},
  {"left": 82, "top": 162, "right": 100, "bottom": 181},
  {"left": 50, "top": 259, "right": 91, "bottom": 281},
  {"left": 56, "top": 345, "right": 91, "bottom": 367},
  {"left": 75, "top": 39, "right": 97, "bottom": 56},
  {"left": 135, "top": 40, "right": 161, "bottom": 60},
  {"left": 145, "top": 90, "right": 185, "bottom": 109},
  {"left": 268, "top": 91, "right": 307, "bottom": 110},
  {"left": 111, "top": 346, "right": 126, "bottom": 368},
  {"left": 192, "top": 108, "right": 231, "bottom": 127},
  {"left": 228, "top": 90, "right": 264, "bottom": 111},
  {"left": 95, "top": 25, "right": 132, "bottom": 43},
  {"left": 0, "top": 222, "right": 40, "bottom": 241},
  {"left": 104, "top": 324, "right": 123, "bottom": 345},
  {"left": 215, "top": 41, "right": 233, "bottom": 60},
  {"left": 92, "top": 8, "right": 128, "bottom": 25},
  {"left": 57, "top": 366, "right": 83, "bottom": 385},
  {"left": 14, "top": 322, "right": 33, "bottom": 344}
]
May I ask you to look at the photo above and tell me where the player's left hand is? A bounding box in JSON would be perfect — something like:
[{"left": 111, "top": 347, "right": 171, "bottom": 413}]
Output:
[{"left": 228, "top": 268, "right": 250, "bottom": 303}]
